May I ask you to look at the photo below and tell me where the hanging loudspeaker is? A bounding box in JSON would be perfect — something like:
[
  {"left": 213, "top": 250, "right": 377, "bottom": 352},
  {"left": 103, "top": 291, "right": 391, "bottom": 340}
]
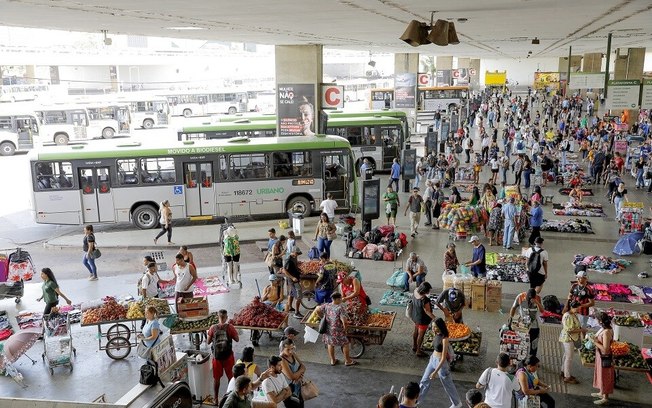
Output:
[
  {"left": 399, "top": 20, "right": 430, "bottom": 47},
  {"left": 428, "top": 20, "right": 449, "bottom": 46},
  {"left": 447, "top": 22, "right": 460, "bottom": 45}
]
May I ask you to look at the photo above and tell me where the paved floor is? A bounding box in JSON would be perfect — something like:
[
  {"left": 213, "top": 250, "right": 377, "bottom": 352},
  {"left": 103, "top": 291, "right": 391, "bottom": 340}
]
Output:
[{"left": 1, "top": 132, "right": 651, "bottom": 406}]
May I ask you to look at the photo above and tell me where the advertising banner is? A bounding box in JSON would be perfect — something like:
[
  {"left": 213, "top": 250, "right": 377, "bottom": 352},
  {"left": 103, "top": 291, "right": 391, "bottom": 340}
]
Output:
[
  {"left": 321, "top": 85, "right": 344, "bottom": 109},
  {"left": 606, "top": 80, "right": 640, "bottom": 109},
  {"left": 418, "top": 73, "right": 431, "bottom": 87},
  {"left": 569, "top": 73, "right": 605, "bottom": 90},
  {"left": 641, "top": 79, "right": 652, "bottom": 110},
  {"left": 277, "top": 84, "right": 316, "bottom": 136},
  {"left": 484, "top": 71, "right": 506, "bottom": 86},
  {"left": 453, "top": 68, "right": 469, "bottom": 85},
  {"left": 436, "top": 70, "right": 452, "bottom": 86},
  {"left": 533, "top": 72, "right": 560, "bottom": 91},
  {"left": 394, "top": 73, "right": 416, "bottom": 109}
]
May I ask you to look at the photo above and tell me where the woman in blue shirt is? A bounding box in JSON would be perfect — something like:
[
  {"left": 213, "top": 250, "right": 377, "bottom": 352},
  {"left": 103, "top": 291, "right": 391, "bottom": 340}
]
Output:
[{"left": 138, "top": 306, "right": 161, "bottom": 349}]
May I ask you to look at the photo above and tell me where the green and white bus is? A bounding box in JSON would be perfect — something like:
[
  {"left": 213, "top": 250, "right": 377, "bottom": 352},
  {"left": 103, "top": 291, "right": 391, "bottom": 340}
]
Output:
[
  {"left": 29, "top": 135, "right": 357, "bottom": 229},
  {"left": 179, "top": 113, "right": 406, "bottom": 172}
]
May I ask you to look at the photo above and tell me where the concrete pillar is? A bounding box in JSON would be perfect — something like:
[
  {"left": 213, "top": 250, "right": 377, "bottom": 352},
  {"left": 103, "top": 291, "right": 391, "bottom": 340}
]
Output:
[
  {"left": 558, "top": 56, "right": 582, "bottom": 73},
  {"left": 394, "top": 53, "right": 419, "bottom": 135},
  {"left": 24, "top": 65, "right": 36, "bottom": 83},
  {"left": 582, "top": 53, "right": 603, "bottom": 73},
  {"left": 613, "top": 48, "right": 645, "bottom": 127},
  {"left": 274, "top": 45, "right": 323, "bottom": 135},
  {"left": 436, "top": 56, "right": 453, "bottom": 70},
  {"left": 49, "top": 66, "right": 60, "bottom": 85},
  {"left": 109, "top": 66, "right": 119, "bottom": 93},
  {"left": 469, "top": 59, "right": 481, "bottom": 87},
  {"left": 457, "top": 58, "right": 470, "bottom": 69}
]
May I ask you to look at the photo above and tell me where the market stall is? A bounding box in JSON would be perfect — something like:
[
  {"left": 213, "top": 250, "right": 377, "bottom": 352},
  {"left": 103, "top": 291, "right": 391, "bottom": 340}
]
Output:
[
  {"left": 80, "top": 297, "right": 172, "bottom": 359},
  {"left": 438, "top": 204, "right": 487, "bottom": 241},
  {"left": 619, "top": 202, "right": 644, "bottom": 235},
  {"left": 422, "top": 325, "right": 482, "bottom": 358},
  {"left": 230, "top": 297, "right": 288, "bottom": 347},
  {"left": 486, "top": 252, "right": 529, "bottom": 283},
  {"left": 540, "top": 218, "right": 593, "bottom": 234},
  {"left": 302, "top": 309, "right": 396, "bottom": 358},
  {"left": 298, "top": 259, "right": 356, "bottom": 309},
  {"left": 572, "top": 254, "right": 631, "bottom": 275},
  {"left": 168, "top": 312, "right": 220, "bottom": 350},
  {"left": 553, "top": 202, "right": 605, "bottom": 217},
  {"left": 589, "top": 283, "right": 652, "bottom": 305},
  {"left": 579, "top": 342, "right": 648, "bottom": 381}
]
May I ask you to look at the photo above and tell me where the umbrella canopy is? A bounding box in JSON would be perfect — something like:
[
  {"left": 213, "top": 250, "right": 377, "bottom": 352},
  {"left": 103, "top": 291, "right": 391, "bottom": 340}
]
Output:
[
  {"left": 0, "top": 328, "right": 41, "bottom": 369},
  {"left": 613, "top": 232, "right": 644, "bottom": 256}
]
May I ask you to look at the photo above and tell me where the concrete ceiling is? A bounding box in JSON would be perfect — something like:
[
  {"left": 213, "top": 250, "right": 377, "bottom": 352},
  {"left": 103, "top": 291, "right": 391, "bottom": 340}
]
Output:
[{"left": 1, "top": 0, "right": 651, "bottom": 59}]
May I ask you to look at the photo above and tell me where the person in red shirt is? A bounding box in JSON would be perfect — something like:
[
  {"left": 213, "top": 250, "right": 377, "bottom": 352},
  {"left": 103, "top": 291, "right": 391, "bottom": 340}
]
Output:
[
  {"left": 613, "top": 152, "right": 625, "bottom": 175},
  {"left": 207, "top": 309, "right": 240, "bottom": 401},
  {"left": 566, "top": 271, "right": 595, "bottom": 329}
]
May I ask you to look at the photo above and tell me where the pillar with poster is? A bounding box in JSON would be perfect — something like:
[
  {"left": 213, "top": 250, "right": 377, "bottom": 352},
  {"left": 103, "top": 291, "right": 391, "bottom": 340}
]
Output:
[
  {"left": 361, "top": 179, "right": 380, "bottom": 234},
  {"left": 277, "top": 84, "right": 317, "bottom": 137},
  {"left": 402, "top": 148, "right": 417, "bottom": 193}
]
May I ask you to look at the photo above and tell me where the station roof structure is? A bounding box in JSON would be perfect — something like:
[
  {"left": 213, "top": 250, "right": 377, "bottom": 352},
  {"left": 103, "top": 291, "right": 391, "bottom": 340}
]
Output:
[{"left": 0, "top": 0, "right": 651, "bottom": 58}]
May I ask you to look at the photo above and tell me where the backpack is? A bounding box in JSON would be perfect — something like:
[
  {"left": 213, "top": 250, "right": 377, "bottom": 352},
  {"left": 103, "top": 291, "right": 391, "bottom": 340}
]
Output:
[
  {"left": 372, "top": 251, "right": 383, "bottom": 261},
  {"left": 516, "top": 140, "right": 524, "bottom": 150},
  {"left": 211, "top": 324, "right": 233, "bottom": 360},
  {"left": 542, "top": 295, "right": 561, "bottom": 314},
  {"left": 362, "top": 244, "right": 378, "bottom": 259},
  {"left": 398, "top": 233, "right": 408, "bottom": 248},
  {"left": 527, "top": 247, "right": 543, "bottom": 275},
  {"left": 139, "top": 361, "right": 164, "bottom": 387},
  {"left": 352, "top": 238, "right": 367, "bottom": 251},
  {"left": 383, "top": 251, "right": 395, "bottom": 262},
  {"left": 218, "top": 391, "right": 233, "bottom": 408},
  {"left": 308, "top": 246, "right": 321, "bottom": 260}
]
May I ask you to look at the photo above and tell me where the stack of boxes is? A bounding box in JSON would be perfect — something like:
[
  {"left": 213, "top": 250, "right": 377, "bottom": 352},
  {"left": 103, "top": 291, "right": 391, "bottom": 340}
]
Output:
[
  {"left": 471, "top": 278, "right": 486, "bottom": 311},
  {"left": 470, "top": 278, "right": 502, "bottom": 312}
]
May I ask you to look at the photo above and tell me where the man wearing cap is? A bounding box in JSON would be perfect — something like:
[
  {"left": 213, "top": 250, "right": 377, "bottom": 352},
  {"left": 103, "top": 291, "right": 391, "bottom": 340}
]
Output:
[
  {"left": 524, "top": 237, "right": 548, "bottom": 294},
  {"left": 509, "top": 288, "right": 544, "bottom": 357},
  {"left": 279, "top": 327, "right": 299, "bottom": 355},
  {"left": 404, "top": 187, "right": 424, "bottom": 238},
  {"left": 501, "top": 197, "right": 517, "bottom": 250},
  {"left": 567, "top": 271, "right": 595, "bottom": 328},
  {"left": 465, "top": 236, "right": 486, "bottom": 278},
  {"left": 436, "top": 287, "right": 465, "bottom": 323},
  {"left": 528, "top": 200, "right": 543, "bottom": 246},
  {"left": 262, "top": 274, "right": 284, "bottom": 311},
  {"left": 404, "top": 252, "right": 428, "bottom": 292}
]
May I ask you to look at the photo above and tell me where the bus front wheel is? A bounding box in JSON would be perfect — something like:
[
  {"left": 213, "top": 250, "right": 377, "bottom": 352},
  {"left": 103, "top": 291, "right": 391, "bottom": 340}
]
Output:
[
  {"left": 228, "top": 107, "right": 237, "bottom": 115},
  {"left": 54, "top": 133, "right": 69, "bottom": 145},
  {"left": 0, "top": 142, "right": 16, "bottom": 156},
  {"left": 286, "top": 196, "right": 311, "bottom": 217},
  {"left": 142, "top": 119, "right": 154, "bottom": 129},
  {"left": 132, "top": 204, "right": 158, "bottom": 229},
  {"left": 102, "top": 127, "right": 115, "bottom": 139},
  {"left": 183, "top": 109, "right": 192, "bottom": 118}
]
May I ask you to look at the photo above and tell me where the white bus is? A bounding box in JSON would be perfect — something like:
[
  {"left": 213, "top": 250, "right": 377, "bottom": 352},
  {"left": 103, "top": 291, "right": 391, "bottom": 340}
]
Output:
[
  {"left": 85, "top": 104, "right": 132, "bottom": 138},
  {"left": 125, "top": 99, "right": 170, "bottom": 129},
  {"left": 163, "top": 90, "right": 249, "bottom": 117},
  {"left": 35, "top": 107, "right": 94, "bottom": 145},
  {"left": 0, "top": 113, "right": 39, "bottom": 155},
  {"left": 29, "top": 135, "right": 358, "bottom": 229}
]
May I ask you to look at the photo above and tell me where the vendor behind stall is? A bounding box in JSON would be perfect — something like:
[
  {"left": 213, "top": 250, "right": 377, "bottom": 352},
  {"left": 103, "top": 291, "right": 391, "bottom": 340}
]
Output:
[
  {"left": 315, "top": 253, "right": 337, "bottom": 304},
  {"left": 436, "top": 287, "right": 465, "bottom": 323},
  {"left": 338, "top": 271, "right": 369, "bottom": 326},
  {"left": 262, "top": 274, "right": 284, "bottom": 311}
]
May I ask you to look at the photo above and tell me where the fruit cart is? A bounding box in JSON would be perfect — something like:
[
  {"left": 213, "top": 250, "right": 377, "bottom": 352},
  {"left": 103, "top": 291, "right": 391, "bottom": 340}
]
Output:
[
  {"left": 81, "top": 297, "right": 172, "bottom": 360},
  {"left": 230, "top": 297, "right": 290, "bottom": 347},
  {"left": 301, "top": 310, "right": 396, "bottom": 358},
  {"left": 168, "top": 312, "right": 221, "bottom": 350},
  {"left": 234, "top": 314, "right": 288, "bottom": 347},
  {"left": 579, "top": 342, "right": 649, "bottom": 382},
  {"left": 422, "top": 323, "right": 481, "bottom": 368}
]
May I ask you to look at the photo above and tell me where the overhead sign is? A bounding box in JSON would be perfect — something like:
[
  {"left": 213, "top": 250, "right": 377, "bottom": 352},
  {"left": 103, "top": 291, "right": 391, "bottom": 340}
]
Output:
[
  {"left": 569, "top": 73, "right": 605, "bottom": 90},
  {"left": 418, "top": 73, "right": 431, "bottom": 86},
  {"left": 484, "top": 71, "right": 506, "bottom": 86},
  {"left": 606, "top": 79, "right": 640, "bottom": 109},
  {"left": 533, "top": 72, "right": 560, "bottom": 91},
  {"left": 321, "top": 85, "right": 344, "bottom": 109},
  {"left": 394, "top": 73, "right": 417, "bottom": 109},
  {"left": 453, "top": 68, "right": 469, "bottom": 85},
  {"left": 436, "top": 70, "right": 452, "bottom": 86},
  {"left": 469, "top": 68, "right": 477, "bottom": 76},
  {"left": 641, "top": 79, "right": 652, "bottom": 110}
]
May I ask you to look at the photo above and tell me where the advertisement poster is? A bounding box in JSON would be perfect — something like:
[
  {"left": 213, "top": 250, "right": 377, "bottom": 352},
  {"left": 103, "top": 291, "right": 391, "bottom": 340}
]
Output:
[
  {"left": 436, "top": 70, "right": 452, "bottom": 86},
  {"left": 453, "top": 68, "right": 469, "bottom": 85},
  {"left": 484, "top": 71, "right": 506, "bottom": 86},
  {"left": 151, "top": 335, "right": 177, "bottom": 375},
  {"left": 569, "top": 73, "right": 605, "bottom": 90},
  {"left": 394, "top": 73, "right": 416, "bottom": 109},
  {"left": 277, "top": 84, "right": 316, "bottom": 136},
  {"left": 533, "top": 72, "right": 560, "bottom": 91},
  {"left": 606, "top": 80, "right": 640, "bottom": 109},
  {"left": 641, "top": 79, "right": 652, "bottom": 110}
]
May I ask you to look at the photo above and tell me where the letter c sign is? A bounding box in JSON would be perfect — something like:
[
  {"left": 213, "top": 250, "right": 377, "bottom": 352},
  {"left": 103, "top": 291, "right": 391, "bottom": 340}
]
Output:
[{"left": 321, "top": 85, "right": 344, "bottom": 108}]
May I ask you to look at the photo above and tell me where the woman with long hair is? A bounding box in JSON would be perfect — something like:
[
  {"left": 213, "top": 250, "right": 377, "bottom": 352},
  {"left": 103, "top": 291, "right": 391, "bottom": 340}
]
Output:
[
  {"left": 559, "top": 301, "right": 585, "bottom": 384},
  {"left": 419, "top": 318, "right": 462, "bottom": 406},
  {"left": 154, "top": 200, "right": 174, "bottom": 245},
  {"left": 314, "top": 212, "right": 337, "bottom": 259},
  {"left": 410, "top": 282, "right": 436, "bottom": 357},
  {"left": 449, "top": 186, "right": 462, "bottom": 204},
  {"left": 82, "top": 224, "right": 98, "bottom": 281},
  {"left": 37, "top": 268, "right": 72, "bottom": 315},
  {"left": 592, "top": 312, "right": 615, "bottom": 405}
]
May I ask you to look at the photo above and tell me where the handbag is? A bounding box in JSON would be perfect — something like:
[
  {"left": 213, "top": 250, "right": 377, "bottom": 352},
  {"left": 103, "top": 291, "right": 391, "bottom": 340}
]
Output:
[
  {"left": 600, "top": 352, "right": 613, "bottom": 368},
  {"left": 301, "top": 378, "right": 320, "bottom": 400},
  {"left": 137, "top": 340, "right": 153, "bottom": 359},
  {"left": 91, "top": 248, "right": 102, "bottom": 259},
  {"left": 318, "top": 315, "right": 328, "bottom": 334}
]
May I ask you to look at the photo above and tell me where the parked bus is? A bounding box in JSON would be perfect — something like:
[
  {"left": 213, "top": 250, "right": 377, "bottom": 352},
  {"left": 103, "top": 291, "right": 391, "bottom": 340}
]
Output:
[
  {"left": 163, "top": 90, "right": 249, "bottom": 117},
  {"left": 35, "top": 107, "right": 95, "bottom": 145},
  {"left": 126, "top": 99, "right": 170, "bottom": 129},
  {"left": 417, "top": 85, "right": 469, "bottom": 112},
  {"left": 84, "top": 104, "right": 132, "bottom": 138},
  {"left": 178, "top": 114, "right": 404, "bottom": 172},
  {"left": 0, "top": 113, "right": 39, "bottom": 155},
  {"left": 29, "top": 135, "right": 358, "bottom": 228}
]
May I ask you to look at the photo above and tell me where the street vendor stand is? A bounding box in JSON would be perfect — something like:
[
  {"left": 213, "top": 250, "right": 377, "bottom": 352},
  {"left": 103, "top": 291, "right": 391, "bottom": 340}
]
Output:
[
  {"left": 234, "top": 314, "right": 288, "bottom": 347},
  {"left": 579, "top": 342, "right": 648, "bottom": 383},
  {"left": 168, "top": 312, "right": 220, "bottom": 350},
  {"left": 422, "top": 328, "right": 483, "bottom": 363},
  {"left": 301, "top": 310, "right": 396, "bottom": 358},
  {"left": 619, "top": 202, "right": 644, "bottom": 235}
]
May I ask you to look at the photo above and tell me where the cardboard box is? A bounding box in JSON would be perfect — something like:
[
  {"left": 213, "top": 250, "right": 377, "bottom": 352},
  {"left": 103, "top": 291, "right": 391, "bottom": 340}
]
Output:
[
  {"left": 485, "top": 282, "right": 502, "bottom": 312},
  {"left": 177, "top": 297, "right": 209, "bottom": 319},
  {"left": 471, "top": 279, "right": 486, "bottom": 311}
]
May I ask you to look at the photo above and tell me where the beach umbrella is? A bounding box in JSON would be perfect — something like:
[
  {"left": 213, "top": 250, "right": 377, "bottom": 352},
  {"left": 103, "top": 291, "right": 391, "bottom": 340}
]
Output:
[{"left": 613, "top": 232, "right": 644, "bottom": 256}]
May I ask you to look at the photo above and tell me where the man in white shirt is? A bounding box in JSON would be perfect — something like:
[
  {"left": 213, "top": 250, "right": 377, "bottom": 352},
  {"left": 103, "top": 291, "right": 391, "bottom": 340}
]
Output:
[
  {"left": 141, "top": 262, "right": 160, "bottom": 299},
  {"left": 476, "top": 353, "right": 520, "bottom": 408},
  {"left": 319, "top": 193, "right": 338, "bottom": 222},
  {"left": 262, "top": 356, "right": 297, "bottom": 408}
]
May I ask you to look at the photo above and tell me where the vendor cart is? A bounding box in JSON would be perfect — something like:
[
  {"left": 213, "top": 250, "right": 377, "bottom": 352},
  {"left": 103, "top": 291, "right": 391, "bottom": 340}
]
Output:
[
  {"left": 499, "top": 327, "right": 530, "bottom": 370},
  {"left": 235, "top": 314, "right": 288, "bottom": 347},
  {"left": 41, "top": 313, "right": 76, "bottom": 374},
  {"left": 299, "top": 275, "right": 318, "bottom": 310},
  {"left": 301, "top": 310, "right": 396, "bottom": 358},
  {"left": 579, "top": 343, "right": 649, "bottom": 383}
]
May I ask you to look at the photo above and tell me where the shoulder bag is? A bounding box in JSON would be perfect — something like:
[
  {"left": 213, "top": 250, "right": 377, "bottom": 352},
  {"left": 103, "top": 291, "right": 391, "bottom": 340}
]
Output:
[
  {"left": 600, "top": 352, "right": 613, "bottom": 368},
  {"left": 92, "top": 247, "right": 102, "bottom": 259},
  {"left": 318, "top": 310, "right": 329, "bottom": 334},
  {"left": 301, "top": 378, "right": 320, "bottom": 400}
]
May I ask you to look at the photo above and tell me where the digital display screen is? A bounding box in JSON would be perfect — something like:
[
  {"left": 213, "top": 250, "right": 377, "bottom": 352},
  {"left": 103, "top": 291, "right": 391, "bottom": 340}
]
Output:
[{"left": 362, "top": 179, "right": 380, "bottom": 220}]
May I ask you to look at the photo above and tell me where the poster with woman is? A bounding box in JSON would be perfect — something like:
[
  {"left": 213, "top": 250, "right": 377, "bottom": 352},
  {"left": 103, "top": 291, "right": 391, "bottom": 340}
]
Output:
[{"left": 277, "top": 84, "right": 316, "bottom": 136}]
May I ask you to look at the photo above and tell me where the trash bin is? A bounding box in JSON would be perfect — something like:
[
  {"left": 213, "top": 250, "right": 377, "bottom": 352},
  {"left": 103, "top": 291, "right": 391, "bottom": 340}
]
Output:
[
  {"left": 185, "top": 349, "right": 213, "bottom": 403},
  {"left": 287, "top": 211, "right": 304, "bottom": 236}
]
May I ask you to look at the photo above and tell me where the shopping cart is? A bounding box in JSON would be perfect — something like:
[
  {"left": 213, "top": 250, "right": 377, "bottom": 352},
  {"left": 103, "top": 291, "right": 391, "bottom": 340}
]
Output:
[{"left": 41, "top": 312, "right": 76, "bottom": 374}]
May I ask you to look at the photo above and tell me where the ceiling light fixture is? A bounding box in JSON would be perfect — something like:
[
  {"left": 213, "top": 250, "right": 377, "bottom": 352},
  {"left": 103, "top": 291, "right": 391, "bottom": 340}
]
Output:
[
  {"left": 399, "top": 12, "right": 459, "bottom": 47},
  {"left": 165, "top": 26, "right": 205, "bottom": 31},
  {"left": 531, "top": 37, "right": 540, "bottom": 45}
]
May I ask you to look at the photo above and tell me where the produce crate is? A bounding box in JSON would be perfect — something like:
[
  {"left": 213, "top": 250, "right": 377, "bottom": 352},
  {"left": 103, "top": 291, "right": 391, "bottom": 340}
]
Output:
[
  {"left": 485, "top": 281, "right": 502, "bottom": 312},
  {"left": 177, "top": 297, "right": 209, "bottom": 320},
  {"left": 471, "top": 279, "right": 486, "bottom": 311}
]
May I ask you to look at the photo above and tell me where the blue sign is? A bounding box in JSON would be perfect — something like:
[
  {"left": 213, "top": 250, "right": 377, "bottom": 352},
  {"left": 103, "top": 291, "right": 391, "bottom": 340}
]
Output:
[{"left": 173, "top": 185, "right": 183, "bottom": 195}]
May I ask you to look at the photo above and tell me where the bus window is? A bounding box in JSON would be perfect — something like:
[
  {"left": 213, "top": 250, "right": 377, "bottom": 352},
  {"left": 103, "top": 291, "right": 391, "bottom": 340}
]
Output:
[
  {"left": 140, "top": 157, "right": 176, "bottom": 183},
  {"left": 274, "top": 152, "right": 311, "bottom": 178},
  {"left": 36, "top": 161, "right": 73, "bottom": 190},
  {"left": 218, "top": 156, "right": 228, "bottom": 180},
  {"left": 230, "top": 154, "right": 268, "bottom": 179},
  {"left": 117, "top": 159, "right": 138, "bottom": 185},
  {"left": 362, "top": 126, "right": 376, "bottom": 145},
  {"left": 79, "top": 168, "right": 94, "bottom": 194},
  {"left": 381, "top": 128, "right": 399, "bottom": 147}
]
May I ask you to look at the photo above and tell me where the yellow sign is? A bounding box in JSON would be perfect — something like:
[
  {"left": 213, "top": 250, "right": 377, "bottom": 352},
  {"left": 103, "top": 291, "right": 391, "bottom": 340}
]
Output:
[
  {"left": 533, "top": 72, "right": 560, "bottom": 90},
  {"left": 485, "top": 71, "right": 507, "bottom": 86},
  {"left": 623, "top": 202, "right": 644, "bottom": 208}
]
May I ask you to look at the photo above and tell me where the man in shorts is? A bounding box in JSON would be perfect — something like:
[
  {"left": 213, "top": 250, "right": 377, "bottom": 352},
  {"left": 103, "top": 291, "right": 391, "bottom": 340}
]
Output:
[
  {"left": 567, "top": 271, "right": 595, "bottom": 328},
  {"left": 282, "top": 248, "right": 303, "bottom": 319},
  {"left": 524, "top": 237, "right": 549, "bottom": 293}
]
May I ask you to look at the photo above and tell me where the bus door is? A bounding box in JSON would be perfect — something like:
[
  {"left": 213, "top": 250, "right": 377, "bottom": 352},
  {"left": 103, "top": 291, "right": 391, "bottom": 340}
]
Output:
[
  {"left": 183, "top": 162, "right": 215, "bottom": 216},
  {"left": 15, "top": 116, "right": 37, "bottom": 149},
  {"left": 78, "top": 167, "right": 115, "bottom": 223},
  {"left": 381, "top": 126, "right": 400, "bottom": 170},
  {"left": 322, "top": 153, "right": 350, "bottom": 208},
  {"left": 116, "top": 107, "right": 131, "bottom": 133},
  {"left": 237, "top": 93, "right": 248, "bottom": 113},
  {"left": 70, "top": 110, "right": 89, "bottom": 140}
]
